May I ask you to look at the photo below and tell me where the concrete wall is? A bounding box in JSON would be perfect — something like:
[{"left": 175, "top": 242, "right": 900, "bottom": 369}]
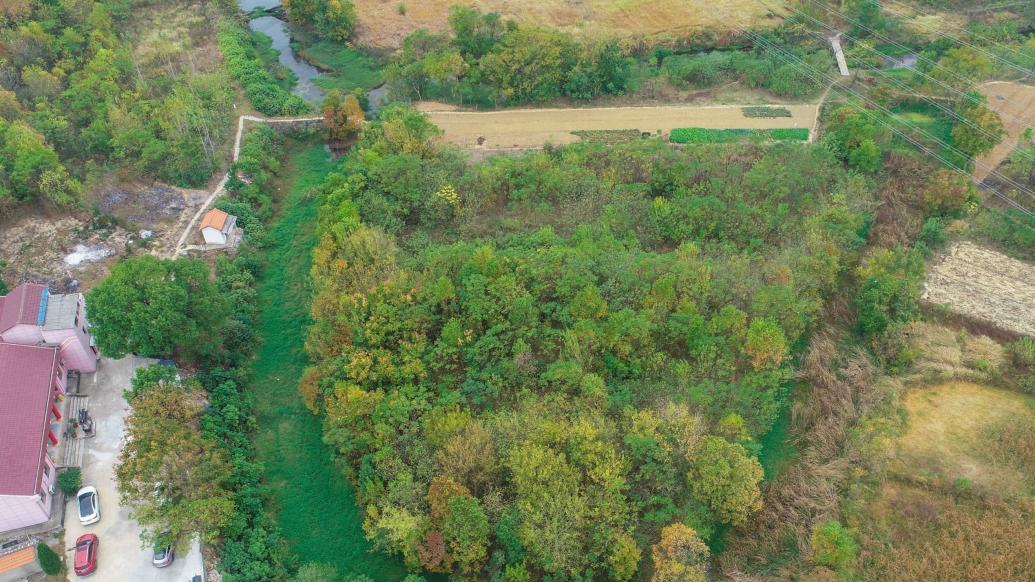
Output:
[{"left": 202, "top": 227, "right": 226, "bottom": 245}]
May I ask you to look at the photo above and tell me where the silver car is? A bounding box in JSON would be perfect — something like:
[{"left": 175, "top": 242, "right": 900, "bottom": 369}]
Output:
[
  {"left": 76, "top": 486, "right": 100, "bottom": 525},
  {"left": 152, "top": 544, "right": 174, "bottom": 568}
]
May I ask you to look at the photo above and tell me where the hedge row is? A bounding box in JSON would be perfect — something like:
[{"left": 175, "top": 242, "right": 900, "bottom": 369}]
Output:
[
  {"left": 742, "top": 106, "right": 792, "bottom": 118},
  {"left": 669, "top": 127, "right": 810, "bottom": 144},
  {"left": 218, "top": 21, "right": 310, "bottom": 117}
]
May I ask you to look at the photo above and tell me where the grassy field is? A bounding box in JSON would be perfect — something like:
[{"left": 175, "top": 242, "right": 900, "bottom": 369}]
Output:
[
  {"left": 295, "top": 38, "right": 384, "bottom": 93},
  {"left": 352, "top": 0, "right": 786, "bottom": 48},
  {"left": 850, "top": 380, "right": 1035, "bottom": 580},
  {"left": 249, "top": 144, "right": 408, "bottom": 580}
]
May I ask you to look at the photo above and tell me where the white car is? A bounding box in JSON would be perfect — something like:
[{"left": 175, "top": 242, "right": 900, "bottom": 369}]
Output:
[{"left": 76, "top": 486, "right": 100, "bottom": 525}]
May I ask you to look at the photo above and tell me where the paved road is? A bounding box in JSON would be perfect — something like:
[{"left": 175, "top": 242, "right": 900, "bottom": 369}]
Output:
[{"left": 63, "top": 356, "right": 205, "bottom": 582}]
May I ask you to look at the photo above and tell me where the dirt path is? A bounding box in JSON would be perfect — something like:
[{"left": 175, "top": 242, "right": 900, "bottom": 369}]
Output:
[
  {"left": 420, "top": 102, "right": 818, "bottom": 149},
  {"left": 923, "top": 241, "right": 1035, "bottom": 337},
  {"left": 974, "top": 81, "right": 1035, "bottom": 183},
  {"left": 169, "top": 114, "right": 322, "bottom": 258}
]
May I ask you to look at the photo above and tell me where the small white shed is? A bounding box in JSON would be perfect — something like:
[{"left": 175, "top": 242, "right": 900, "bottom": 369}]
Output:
[{"left": 199, "top": 209, "right": 237, "bottom": 246}]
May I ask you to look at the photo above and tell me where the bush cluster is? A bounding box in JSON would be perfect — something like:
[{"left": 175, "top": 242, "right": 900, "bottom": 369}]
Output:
[
  {"left": 218, "top": 21, "right": 310, "bottom": 116},
  {"left": 669, "top": 127, "right": 809, "bottom": 144},
  {"left": 742, "top": 107, "right": 792, "bottom": 118},
  {"left": 660, "top": 48, "right": 827, "bottom": 98}
]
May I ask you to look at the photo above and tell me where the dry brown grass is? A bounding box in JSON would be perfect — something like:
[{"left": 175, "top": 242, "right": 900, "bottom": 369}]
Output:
[
  {"left": 720, "top": 330, "right": 885, "bottom": 576},
  {"left": 860, "top": 484, "right": 1035, "bottom": 582},
  {"left": 902, "top": 321, "right": 1006, "bottom": 384},
  {"left": 923, "top": 242, "right": 1035, "bottom": 337},
  {"left": 351, "top": 0, "right": 787, "bottom": 49},
  {"left": 893, "top": 381, "right": 1034, "bottom": 498}
]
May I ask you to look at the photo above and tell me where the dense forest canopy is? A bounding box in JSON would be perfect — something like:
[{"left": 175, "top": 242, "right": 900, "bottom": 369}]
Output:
[
  {"left": 298, "top": 105, "right": 885, "bottom": 580},
  {"left": 0, "top": 0, "right": 237, "bottom": 214}
]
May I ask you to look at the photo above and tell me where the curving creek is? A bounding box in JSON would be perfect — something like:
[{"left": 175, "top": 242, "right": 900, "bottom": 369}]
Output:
[{"left": 238, "top": 0, "right": 386, "bottom": 112}]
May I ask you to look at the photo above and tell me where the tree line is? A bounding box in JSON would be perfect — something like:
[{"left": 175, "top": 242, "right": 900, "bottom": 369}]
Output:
[{"left": 0, "top": 0, "right": 241, "bottom": 214}]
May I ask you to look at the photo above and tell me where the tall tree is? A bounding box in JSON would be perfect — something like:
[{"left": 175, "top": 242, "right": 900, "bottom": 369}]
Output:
[
  {"left": 115, "top": 374, "right": 235, "bottom": 544},
  {"left": 86, "top": 256, "right": 228, "bottom": 360}
]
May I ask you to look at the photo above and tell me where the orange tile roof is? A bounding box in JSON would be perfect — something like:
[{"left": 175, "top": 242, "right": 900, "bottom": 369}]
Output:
[
  {"left": 199, "top": 209, "right": 229, "bottom": 231},
  {"left": 0, "top": 547, "right": 35, "bottom": 574}
]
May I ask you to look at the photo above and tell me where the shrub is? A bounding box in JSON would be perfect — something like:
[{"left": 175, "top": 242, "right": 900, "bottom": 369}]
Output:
[
  {"left": 1010, "top": 337, "right": 1035, "bottom": 369},
  {"left": 810, "top": 520, "right": 857, "bottom": 571},
  {"left": 36, "top": 543, "right": 62, "bottom": 575},
  {"left": 57, "top": 467, "right": 82, "bottom": 497},
  {"left": 218, "top": 21, "right": 310, "bottom": 116},
  {"left": 669, "top": 127, "right": 809, "bottom": 144},
  {"left": 742, "top": 106, "right": 792, "bottom": 118}
]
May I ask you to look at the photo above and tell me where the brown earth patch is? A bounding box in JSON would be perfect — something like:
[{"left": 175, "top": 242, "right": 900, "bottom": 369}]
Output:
[
  {"left": 923, "top": 241, "right": 1035, "bottom": 337},
  {"left": 422, "top": 102, "right": 817, "bottom": 149},
  {"left": 974, "top": 82, "right": 1035, "bottom": 183}
]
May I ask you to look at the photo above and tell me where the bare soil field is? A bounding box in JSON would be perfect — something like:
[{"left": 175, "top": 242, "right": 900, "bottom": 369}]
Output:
[
  {"left": 923, "top": 241, "right": 1035, "bottom": 337},
  {"left": 419, "top": 102, "right": 817, "bottom": 148},
  {"left": 352, "top": 0, "right": 786, "bottom": 49},
  {"left": 974, "top": 82, "right": 1035, "bottom": 183}
]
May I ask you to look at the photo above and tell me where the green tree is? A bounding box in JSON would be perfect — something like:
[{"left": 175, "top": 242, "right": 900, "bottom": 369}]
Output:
[
  {"left": 952, "top": 104, "right": 1004, "bottom": 158},
  {"left": 650, "top": 523, "right": 708, "bottom": 582},
  {"left": 811, "top": 520, "right": 858, "bottom": 571},
  {"left": 480, "top": 27, "right": 578, "bottom": 103},
  {"left": 57, "top": 467, "right": 82, "bottom": 496},
  {"left": 442, "top": 495, "right": 490, "bottom": 573},
  {"left": 36, "top": 543, "right": 62, "bottom": 575},
  {"left": 608, "top": 530, "right": 641, "bottom": 582},
  {"left": 115, "top": 376, "right": 235, "bottom": 544},
  {"left": 688, "top": 436, "right": 763, "bottom": 525},
  {"left": 745, "top": 318, "right": 787, "bottom": 369},
  {"left": 86, "top": 256, "right": 228, "bottom": 360}
]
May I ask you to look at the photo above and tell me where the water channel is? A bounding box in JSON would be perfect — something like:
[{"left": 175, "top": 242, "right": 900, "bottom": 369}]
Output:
[{"left": 238, "top": 0, "right": 387, "bottom": 114}]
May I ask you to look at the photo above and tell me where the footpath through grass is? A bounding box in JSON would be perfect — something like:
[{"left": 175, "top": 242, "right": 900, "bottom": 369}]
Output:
[{"left": 250, "top": 143, "right": 408, "bottom": 580}]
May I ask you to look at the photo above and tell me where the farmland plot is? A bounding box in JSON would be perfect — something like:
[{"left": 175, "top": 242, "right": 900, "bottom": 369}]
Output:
[{"left": 923, "top": 241, "right": 1035, "bottom": 336}]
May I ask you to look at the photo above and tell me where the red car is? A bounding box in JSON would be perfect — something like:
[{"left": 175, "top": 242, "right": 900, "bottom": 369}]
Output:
[{"left": 73, "top": 534, "right": 98, "bottom": 576}]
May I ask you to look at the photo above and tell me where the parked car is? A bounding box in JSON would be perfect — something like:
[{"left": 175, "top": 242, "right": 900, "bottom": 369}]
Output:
[
  {"left": 74, "top": 533, "right": 98, "bottom": 576},
  {"left": 76, "top": 486, "right": 99, "bottom": 525},
  {"left": 152, "top": 537, "right": 174, "bottom": 568}
]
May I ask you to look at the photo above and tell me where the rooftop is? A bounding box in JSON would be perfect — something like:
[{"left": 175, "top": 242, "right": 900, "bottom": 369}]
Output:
[
  {"left": 199, "top": 208, "right": 230, "bottom": 232},
  {"left": 0, "top": 343, "right": 58, "bottom": 496},
  {"left": 0, "top": 283, "right": 47, "bottom": 333},
  {"left": 42, "top": 293, "right": 79, "bottom": 331}
]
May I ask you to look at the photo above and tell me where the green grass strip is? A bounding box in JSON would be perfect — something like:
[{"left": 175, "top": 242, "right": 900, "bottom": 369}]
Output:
[
  {"left": 249, "top": 144, "right": 408, "bottom": 579},
  {"left": 669, "top": 127, "right": 810, "bottom": 144}
]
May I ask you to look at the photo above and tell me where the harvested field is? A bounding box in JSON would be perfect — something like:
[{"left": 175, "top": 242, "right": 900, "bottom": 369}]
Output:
[
  {"left": 974, "top": 82, "right": 1035, "bottom": 183},
  {"left": 420, "top": 102, "right": 817, "bottom": 149},
  {"left": 352, "top": 0, "right": 786, "bottom": 49},
  {"left": 923, "top": 241, "right": 1035, "bottom": 337}
]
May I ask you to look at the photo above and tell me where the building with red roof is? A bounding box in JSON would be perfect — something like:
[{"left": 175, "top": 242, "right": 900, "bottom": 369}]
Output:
[
  {"left": 0, "top": 283, "right": 97, "bottom": 373},
  {"left": 0, "top": 343, "right": 65, "bottom": 533}
]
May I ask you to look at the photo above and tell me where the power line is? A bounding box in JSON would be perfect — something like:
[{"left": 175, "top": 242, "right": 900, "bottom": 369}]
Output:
[
  {"left": 879, "top": 0, "right": 1035, "bottom": 78},
  {"left": 790, "top": 0, "right": 1035, "bottom": 132},
  {"left": 738, "top": 27, "right": 1035, "bottom": 221},
  {"left": 770, "top": 1, "right": 1032, "bottom": 169}
]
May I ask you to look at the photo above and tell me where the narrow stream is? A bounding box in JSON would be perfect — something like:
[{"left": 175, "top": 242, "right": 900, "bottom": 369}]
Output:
[
  {"left": 248, "top": 15, "right": 325, "bottom": 105},
  {"left": 239, "top": 0, "right": 388, "bottom": 114}
]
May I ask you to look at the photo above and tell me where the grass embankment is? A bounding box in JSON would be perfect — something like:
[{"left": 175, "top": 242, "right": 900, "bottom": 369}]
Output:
[{"left": 250, "top": 144, "right": 407, "bottom": 579}]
